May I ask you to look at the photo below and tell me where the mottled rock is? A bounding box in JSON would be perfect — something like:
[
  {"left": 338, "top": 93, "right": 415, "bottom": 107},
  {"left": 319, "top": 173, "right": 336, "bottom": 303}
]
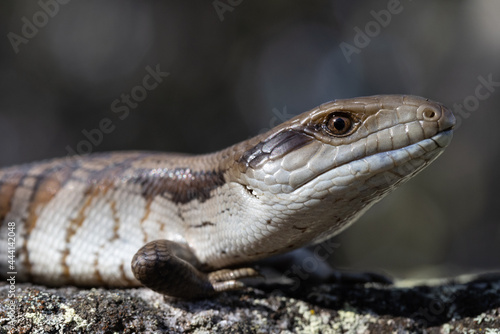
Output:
[{"left": 1, "top": 274, "right": 500, "bottom": 333}]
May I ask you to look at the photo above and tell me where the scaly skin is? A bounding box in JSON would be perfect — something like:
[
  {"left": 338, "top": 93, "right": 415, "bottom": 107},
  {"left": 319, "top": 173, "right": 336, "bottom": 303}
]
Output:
[{"left": 0, "top": 95, "right": 455, "bottom": 298}]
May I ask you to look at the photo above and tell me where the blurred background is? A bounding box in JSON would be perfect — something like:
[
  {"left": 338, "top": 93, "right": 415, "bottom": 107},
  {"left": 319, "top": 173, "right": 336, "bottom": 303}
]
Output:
[{"left": 0, "top": 0, "right": 498, "bottom": 280}]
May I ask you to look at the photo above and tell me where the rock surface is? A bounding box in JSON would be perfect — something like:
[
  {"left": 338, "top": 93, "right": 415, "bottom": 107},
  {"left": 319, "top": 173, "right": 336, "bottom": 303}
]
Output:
[{"left": 1, "top": 274, "right": 500, "bottom": 333}]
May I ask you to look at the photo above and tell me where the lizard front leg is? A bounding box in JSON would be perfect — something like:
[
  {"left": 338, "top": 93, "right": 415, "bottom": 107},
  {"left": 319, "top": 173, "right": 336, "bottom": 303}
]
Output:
[{"left": 131, "top": 240, "right": 260, "bottom": 299}]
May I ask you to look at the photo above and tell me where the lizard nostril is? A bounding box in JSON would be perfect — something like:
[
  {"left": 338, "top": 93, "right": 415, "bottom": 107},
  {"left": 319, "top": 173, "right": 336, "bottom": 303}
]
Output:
[
  {"left": 423, "top": 109, "right": 436, "bottom": 119},
  {"left": 418, "top": 105, "right": 441, "bottom": 122}
]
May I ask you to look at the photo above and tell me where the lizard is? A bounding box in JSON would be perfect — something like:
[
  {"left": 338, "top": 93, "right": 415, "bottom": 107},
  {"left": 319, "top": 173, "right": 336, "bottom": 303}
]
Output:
[{"left": 0, "top": 95, "right": 455, "bottom": 298}]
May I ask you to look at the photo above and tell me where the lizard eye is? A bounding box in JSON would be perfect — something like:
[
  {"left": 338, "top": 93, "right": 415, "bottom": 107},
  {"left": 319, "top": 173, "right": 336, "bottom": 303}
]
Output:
[{"left": 325, "top": 112, "right": 354, "bottom": 136}]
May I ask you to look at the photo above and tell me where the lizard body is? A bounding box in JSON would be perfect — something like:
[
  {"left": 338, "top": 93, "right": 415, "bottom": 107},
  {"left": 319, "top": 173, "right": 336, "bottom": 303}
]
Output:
[{"left": 0, "top": 95, "right": 455, "bottom": 298}]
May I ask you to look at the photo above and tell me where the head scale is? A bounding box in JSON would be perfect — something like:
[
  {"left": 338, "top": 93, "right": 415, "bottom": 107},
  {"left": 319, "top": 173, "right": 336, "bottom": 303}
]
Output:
[{"left": 235, "top": 95, "right": 455, "bottom": 246}]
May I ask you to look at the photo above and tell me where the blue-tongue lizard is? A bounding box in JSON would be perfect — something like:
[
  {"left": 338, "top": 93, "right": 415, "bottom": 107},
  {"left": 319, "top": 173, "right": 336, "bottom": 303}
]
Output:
[{"left": 0, "top": 95, "right": 455, "bottom": 298}]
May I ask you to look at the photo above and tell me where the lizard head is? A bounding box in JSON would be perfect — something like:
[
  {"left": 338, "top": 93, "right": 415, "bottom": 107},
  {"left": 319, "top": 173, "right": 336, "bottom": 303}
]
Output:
[{"left": 234, "top": 95, "right": 455, "bottom": 247}]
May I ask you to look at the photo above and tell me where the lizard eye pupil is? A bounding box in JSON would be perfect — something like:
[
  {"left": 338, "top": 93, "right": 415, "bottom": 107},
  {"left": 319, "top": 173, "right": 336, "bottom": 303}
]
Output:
[
  {"left": 332, "top": 118, "right": 346, "bottom": 131},
  {"left": 326, "top": 113, "right": 353, "bottom": 135}
]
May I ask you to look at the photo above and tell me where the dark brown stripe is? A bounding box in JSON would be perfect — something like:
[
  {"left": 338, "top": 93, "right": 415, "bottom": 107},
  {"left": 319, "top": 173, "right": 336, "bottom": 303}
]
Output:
[
  {"left": 109, "top": 200, "right": 120, "bottom": 241},
  {"left": 62, "top": 187, "right": 96, "bottom": 282},
  {"left": 30, "top": 167, "right": 73, "bottom": 208},
  {"left": 239, "top": 128, "right": 314, "bottom": 169},
  {"left": 134, "top": 168, "right": 226, "bottom": 204},
  {"left": 20, "top": 162, "right": 74, "bottom": 280},
  {"left": 189, "top": 221, "right": 215, "bottom": 228},
  {"left": 93, "top": 256, "right": 104, "bottom": 285},
  {"left": 84, "top": 155, "right": 144, "bottom": 192},
  {"left": 0, "top": 171, "right": 24, "bottom": 223},
  {"left": 8, "top": 168, "right": 38, "bottom": 281}
]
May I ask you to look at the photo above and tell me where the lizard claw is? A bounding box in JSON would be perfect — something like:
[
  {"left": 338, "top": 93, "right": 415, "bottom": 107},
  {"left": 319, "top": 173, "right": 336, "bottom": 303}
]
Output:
[
  {"left": 132, "top": 240, "right": 261, "bottom": 298},
  {"left": 208, "top": 267, "right": 262, "bottom": 292}
]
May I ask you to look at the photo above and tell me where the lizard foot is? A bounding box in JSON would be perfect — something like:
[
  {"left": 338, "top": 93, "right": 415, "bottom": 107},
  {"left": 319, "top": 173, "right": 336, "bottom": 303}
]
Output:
[
  {"left": 208, "top": 267, "right": 261, "bottom": 292},
  {"left": 131, "top": 240, "right": 259, "bottom": 299}
]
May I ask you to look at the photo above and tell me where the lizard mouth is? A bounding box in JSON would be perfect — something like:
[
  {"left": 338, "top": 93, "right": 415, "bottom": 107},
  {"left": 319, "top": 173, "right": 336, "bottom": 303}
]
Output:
[
  {"left": 431, "top": 129, "right": 454, "bottom": 148},
  {"left": 287, "top": 127, "right": 454, "bottom": 196}
]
